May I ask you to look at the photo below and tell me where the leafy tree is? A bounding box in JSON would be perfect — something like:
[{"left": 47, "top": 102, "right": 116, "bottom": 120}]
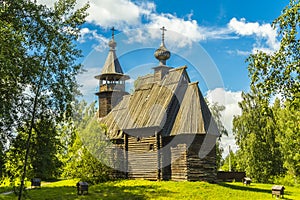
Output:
[
  {"left": 273, "top": 98, "right": 300, "bottom": 183},
  {"left": 247, "top": 0, "right": 299, "bottom": 100},
  {"left": 238, "top": 0, "right": 299, "bottom": 184},
  {"left": 220, "top": 149, "right": 238, "bottom": 172},
  {"left": 62, "top": 101, "right": 113, "bottom": 184},
  {"left": 0, "top": 0, "right": 89, "bottom": 198},
  {"left": 207, "top": 101, "right": 228, "bottom": 169},
  {"left": 233, "top": 92, "right": 283, "bottom": 183},
  {"left": 0, "top": 142, "right": 4, "bottom": 178},
  {"left": 5, "top": 120, "right": 62, "bottom": 180},
  {"left": 0, "top": 1, "right": 28, "bottom": 145}
]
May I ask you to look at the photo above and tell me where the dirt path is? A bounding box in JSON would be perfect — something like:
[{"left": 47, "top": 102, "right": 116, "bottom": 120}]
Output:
[
  {"left": 0, "top": 182, "right": 52, "bottom": 195},
  {"left": 0, "top": 191, "right": 13, "bottom": 195}
]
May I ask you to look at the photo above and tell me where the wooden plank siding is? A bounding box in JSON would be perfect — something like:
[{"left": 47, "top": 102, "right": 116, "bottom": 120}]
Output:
[
  {"left": 171, "top": 143, "right": 188, "bottom": 181},
  {"left": 168, "top": 135, "right": 217, "bottom": 182},
  {"left": 187, "top": 146, "right": 217, "bottom": 182},
  {"left": 127, "top": 135, "right": 159, "bottom": 180},
  {"left": 106, "top": 140, "right": 126, "bottom": 179},
  {"left": 161, "top": 137, "right": 172, "bottom": 180},
  {"left": 186, "top": 135, "right": 217, "bottom": 182}
]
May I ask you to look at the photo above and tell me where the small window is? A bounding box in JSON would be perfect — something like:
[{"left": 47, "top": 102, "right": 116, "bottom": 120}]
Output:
[{"left": 149, "top": 144, "right": 154, "bottom": 151}]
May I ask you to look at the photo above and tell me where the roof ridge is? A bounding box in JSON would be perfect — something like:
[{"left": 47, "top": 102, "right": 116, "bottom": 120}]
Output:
[
  {"left": 169, "top": 65, "right": 187, "bottom": 72},
  {"left": 188, "top": 81, "right": 199, "bottom": 85}
]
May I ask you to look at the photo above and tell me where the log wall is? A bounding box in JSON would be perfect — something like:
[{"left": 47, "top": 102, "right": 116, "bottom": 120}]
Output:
[
  {"left": 161, "top": 143, "right": 171, "bottom": 180},
  {"left": 109, "top": 134, "right": 217, "bottom": 182},
  {"left": 99, "top": 94, "right": 112, "bottom": 117},
  {"left": 127, "top": 135, "right": 159, "bottom": 180},
  {"left": 107, "top": 140, "right": 126, "bottom": 179},
  {"left": 171, "top": 143, "right": 188, "bottom": 181},
  {"left": 187, "top": 135, "right": 217, "bottom": 182},
  {"left": 167, "top": 135, "right": 217, "bottom": 182}
]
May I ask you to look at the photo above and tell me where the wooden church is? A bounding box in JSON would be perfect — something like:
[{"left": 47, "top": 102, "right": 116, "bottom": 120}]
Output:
[{"left": 95, "top": 27, "right": 220, "bottom": 182}]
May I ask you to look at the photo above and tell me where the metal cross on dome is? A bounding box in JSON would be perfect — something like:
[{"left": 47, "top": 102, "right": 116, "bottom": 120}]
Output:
[
  {"left": 160, "top": 26, "right": 167, "bottom": 44},
  {"left": 111, "top": 27, "right": 115, "bottom": 40}
]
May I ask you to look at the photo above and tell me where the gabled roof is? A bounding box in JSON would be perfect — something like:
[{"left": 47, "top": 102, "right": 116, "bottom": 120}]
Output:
[
  {"left": 170, "top": 82, "right": 220, "bottom": 137},
  {"left": 100, "top": 65, "right": 220, "bottom": 139},
  {"left": 100, "top": 66, "right": 189, "bottom": 139}
]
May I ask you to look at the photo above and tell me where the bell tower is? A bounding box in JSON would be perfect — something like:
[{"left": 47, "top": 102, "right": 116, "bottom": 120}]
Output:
[{"left": 95, "top": 27, "right": 129, "bottom": 118}]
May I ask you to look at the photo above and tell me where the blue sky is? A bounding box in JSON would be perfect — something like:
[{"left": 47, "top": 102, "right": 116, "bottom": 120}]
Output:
[{"left": 38, "top": 0, "right": 288, "bottom": 156}]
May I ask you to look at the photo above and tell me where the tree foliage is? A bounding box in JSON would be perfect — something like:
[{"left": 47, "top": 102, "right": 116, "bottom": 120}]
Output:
[
  {"left": 247, "top": 0, "right": 299, "bottom": 99},
  {"left": 0, "top": 0, "right": 89, "bottom": 198},
  {"left": 232, "top": 95, "right": 300, "bottom": 184},
  {"left": 207, "top": 101, "right": 228, "bottom": 169},
  {"left": 233, "top": 92, "right": 283, "bottom": 183},
  {"left": 273, "top": 99, "right": 300, "bottom": 181},
  {"left": 0, "top": 1, "right": 28, "bottom": 142},
  {"left": 62, "top": 101, "right": 113, "bottom": 184},
  {"left": 220, "top": 149, "right": 239, "bottom": 172},
  {"left": 5, "top": 120, "right": 62, "bottom": 180},
  {"left": 232, "top": 0, "right": 300, "bottom": 184}
]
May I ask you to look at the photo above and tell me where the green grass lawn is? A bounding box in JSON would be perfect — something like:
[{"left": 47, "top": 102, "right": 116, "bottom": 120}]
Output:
[{"left": 0, "top": 179, "right": 299, "bottom": 200}]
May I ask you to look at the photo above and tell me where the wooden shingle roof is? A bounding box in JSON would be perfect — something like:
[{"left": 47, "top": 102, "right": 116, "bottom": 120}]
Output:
[
  {"left": 170, "top": 82, "right": 219, "bottom": 136},
  {"left": 94, "top": 36, "right": 129, "bottom": 81},
  {"left": 100, "top": 66, "right": 188, "bottom": 138},
  {"left": 100, "top": 65, "right": 219, "bottom": 139},
  {"left": 101, "top": 49, "right": 124, "bottom": 75}
]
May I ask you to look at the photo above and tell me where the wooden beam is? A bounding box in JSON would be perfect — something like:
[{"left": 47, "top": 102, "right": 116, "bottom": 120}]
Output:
[
  {"left": 156, "top": 131, "right": 161, "bottom": 180},
  {"left": 124, "top": 133, "right": 128, "bottom": 178}
]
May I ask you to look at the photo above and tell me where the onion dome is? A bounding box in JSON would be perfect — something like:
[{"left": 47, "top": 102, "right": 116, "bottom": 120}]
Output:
[
  {"left": 108, "top": 36, "right": 116, "bottom": 50},
  {"left": 154, "top": 26, "right": 171, "bottom": 66}
]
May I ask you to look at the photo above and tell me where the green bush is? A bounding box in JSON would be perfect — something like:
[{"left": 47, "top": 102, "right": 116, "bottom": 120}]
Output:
[{"left": 274, "top": 174, "right": 299, "bottom": 187}]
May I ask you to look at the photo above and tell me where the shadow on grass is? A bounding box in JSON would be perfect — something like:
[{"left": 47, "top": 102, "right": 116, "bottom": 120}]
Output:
[
  {"left": 218, "top": 182, "right": 270, "bottom": 194},
  {"left": 5, "top": 182, "right": 172, "bottom": 200},
  {"left": 92, "top": 183, "right": 172, "bottom": 200},
  {"left": 218, "top": 183, "right": 293, "bottom": 200}
]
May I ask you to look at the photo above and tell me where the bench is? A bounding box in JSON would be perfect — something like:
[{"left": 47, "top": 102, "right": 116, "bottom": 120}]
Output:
[
  {"left": 243, "top": 177, "right": 251, "bottom": 186},
  {"left": 272, "top": 185, "right": 284, "bottom": 198},
  {"left": 76, "top": 181, "right": 88, "bottom": 195},
  {"left": 31, "top": 178, "right": 41, "bottom": 188}
]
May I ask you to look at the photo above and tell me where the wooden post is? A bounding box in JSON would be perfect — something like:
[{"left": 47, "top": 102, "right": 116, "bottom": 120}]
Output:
[
  {"left": 229, "top": 145, "right": 231, "bottom": 172},
  {"left": 156, "top": 131, "right": 161, "bottom": 180},
  {"left": 124, "top": 133, "right": 128, "bottom": 178}
]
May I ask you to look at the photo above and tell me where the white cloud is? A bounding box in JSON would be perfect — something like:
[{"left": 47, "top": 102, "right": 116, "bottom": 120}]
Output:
[
  {"left": 78, "top": 28, "right": 91, "bottom": 43},
  {"left": 79, "top": 28, "right": 109, "bottom": 52},
  {"left": 236, "top": 49, "right": 251, "bottom": 56},
  {"left": 76, "top": 67, "right": 99, "bottom": 102},
  {"left": 123, "top": 12, "right": 234, "bottom": 48},
  {"left": 226, "top": 49, "right": 251, "bottom": 56},
  {"left": 206, "top": 88, "right": 243, "bottom": 157},
  {"left": 228, "top": 18, "right": 280, "bottom": 53},
  {"left": 37, "top": 0, "right": 277, "bottom": 54},
  {"left": 86, "top": 0, "right": 140, "bottom": 27},
  {"left": 147, "top": 13, "right": 205, "bottom": 41},
  {"left": 36, "top": 0, "right": 155, "bottom": 28}
]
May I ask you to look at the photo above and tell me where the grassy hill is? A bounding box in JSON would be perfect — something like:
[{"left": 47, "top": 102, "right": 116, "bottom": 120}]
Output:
[{"left": 0, "top": 179, "right": 299, "bottom": 200}]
